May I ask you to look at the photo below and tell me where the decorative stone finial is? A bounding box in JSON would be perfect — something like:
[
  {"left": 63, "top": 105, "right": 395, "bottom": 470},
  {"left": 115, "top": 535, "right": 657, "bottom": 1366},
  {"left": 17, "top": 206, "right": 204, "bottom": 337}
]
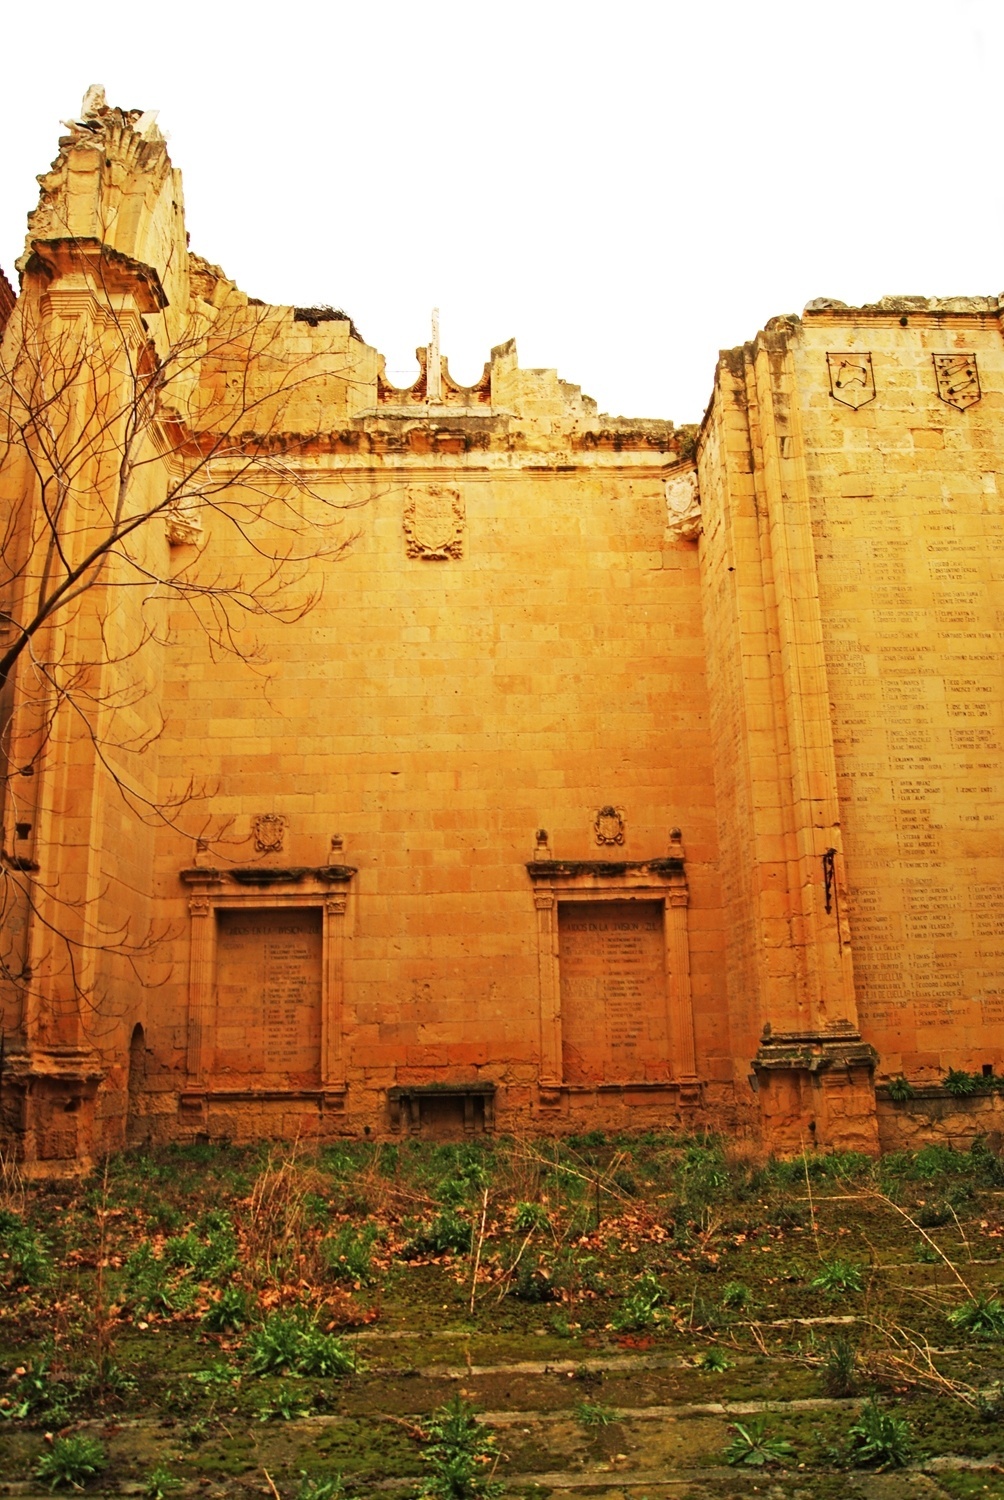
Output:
[
  {"left": 428, "top": 307, "right": 442, "bottom": 404},
  {"left": 80, "top": 85, "right": 108, "bottom": 120}
]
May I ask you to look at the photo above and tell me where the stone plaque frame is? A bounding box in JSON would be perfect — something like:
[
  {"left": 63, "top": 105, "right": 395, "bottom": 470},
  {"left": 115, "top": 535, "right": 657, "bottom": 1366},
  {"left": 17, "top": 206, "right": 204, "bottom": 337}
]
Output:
[
  {"left": 180, "top": 865, "right": 355, "bottom": 1101},
  {"left": 526, "top": 842, "right": 697, "bottom": 1090}
]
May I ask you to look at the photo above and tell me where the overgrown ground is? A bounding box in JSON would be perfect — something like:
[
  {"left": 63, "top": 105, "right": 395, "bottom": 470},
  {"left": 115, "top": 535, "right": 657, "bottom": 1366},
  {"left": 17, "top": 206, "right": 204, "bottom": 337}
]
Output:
[{"left": 2, "top": 1132, "right": 1004, "bottom": 1500}]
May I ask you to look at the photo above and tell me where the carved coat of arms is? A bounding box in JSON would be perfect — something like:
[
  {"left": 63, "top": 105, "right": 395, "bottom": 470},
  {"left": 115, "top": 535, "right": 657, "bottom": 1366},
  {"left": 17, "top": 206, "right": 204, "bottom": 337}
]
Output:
[
  {"left": 665, "top": 469, "right": 701, "bottom": 541},
  {"left": 252, "top": 813, "right": 287, "bottom": 854},
  {"left": 933, "top": 353, "right": 981, "bottom": 410},
  {"left": 404, "top": 486, "right": 465, "bottom": 559},
  {"left": 594, "top": 806, "right": 625, "bottom": 846},
  {"left": 827, "top": 352, "right": 876, "bottom": 409}
]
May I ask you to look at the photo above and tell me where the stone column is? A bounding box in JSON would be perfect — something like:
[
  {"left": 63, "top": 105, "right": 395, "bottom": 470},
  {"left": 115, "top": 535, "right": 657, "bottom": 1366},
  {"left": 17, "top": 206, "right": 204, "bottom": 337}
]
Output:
[
  {"left": 534, "top": 891, "right": 562, "bottom": 1085},
  {"left": 322, "top": 894, "right": 348, "bottom": 1088},
  {"left": 186, "top": 895, "right": 214, "bottom": 1083},
  {"left": 665, "top": 887, "right": 697, "bottom": 1082}
]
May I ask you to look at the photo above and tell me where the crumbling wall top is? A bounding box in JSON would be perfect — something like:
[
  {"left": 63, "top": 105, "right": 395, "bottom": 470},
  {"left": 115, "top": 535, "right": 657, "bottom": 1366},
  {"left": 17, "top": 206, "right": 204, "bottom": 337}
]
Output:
[{"left": 0, "top": 265, "right": 15, "bottom": 337}]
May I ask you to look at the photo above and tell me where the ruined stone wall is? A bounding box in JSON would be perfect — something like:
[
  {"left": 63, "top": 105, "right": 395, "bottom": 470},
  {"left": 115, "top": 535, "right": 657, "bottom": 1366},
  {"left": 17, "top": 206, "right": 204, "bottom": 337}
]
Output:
[
  {"left": 796, "top": 299, "right": 1004, "bottom": 1084},
  {"left": 4, "top": 93, "right": 1003, "bottom": 1169},
  {"left": 0, "top": 97, "right": 190, "bottom": 1165},
  {"left": 0, "top": 266, "right": 15, "bottom": 336},
  {"left": 697, "top": 301, "right": 1004, "bottom": 1154},
  {"left": 144, "top": 400, "right": 729, "bottom": 1144}
]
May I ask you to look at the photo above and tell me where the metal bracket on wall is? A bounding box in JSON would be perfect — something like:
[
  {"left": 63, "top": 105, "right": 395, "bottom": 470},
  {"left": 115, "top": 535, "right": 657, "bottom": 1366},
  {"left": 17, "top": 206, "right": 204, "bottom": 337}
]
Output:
[{"left": 822, "top": 848, "right": 837, "bottom": 915}]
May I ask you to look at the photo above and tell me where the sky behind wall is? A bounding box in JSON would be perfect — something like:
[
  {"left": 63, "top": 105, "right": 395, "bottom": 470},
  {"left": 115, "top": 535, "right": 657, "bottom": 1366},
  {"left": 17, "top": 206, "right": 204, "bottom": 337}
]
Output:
[{"left": 2, "top": 0, "right": 1003, "bottom": 423}]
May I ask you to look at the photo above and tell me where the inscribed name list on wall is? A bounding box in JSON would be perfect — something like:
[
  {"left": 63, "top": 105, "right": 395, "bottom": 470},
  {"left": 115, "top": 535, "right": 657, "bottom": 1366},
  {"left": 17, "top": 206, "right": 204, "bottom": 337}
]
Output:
[{"left": 214, "top": 911, "right": 323, "bottom": 1085}]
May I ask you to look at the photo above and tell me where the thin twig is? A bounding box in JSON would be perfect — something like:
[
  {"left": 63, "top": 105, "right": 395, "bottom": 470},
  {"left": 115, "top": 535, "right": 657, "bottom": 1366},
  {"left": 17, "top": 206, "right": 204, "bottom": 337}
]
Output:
[
  {"left": 470, "top": 1187, "right": 489, "bottom": 1315},
  {"left": 801, "top": 1140, "right": 822, "bottom": 1260},
  {"left": 949, "top": 1203, "right": 973, "bottom": 1263},
  {"left": 863, "top": 1190, "right": 973, "bottom": 1296}
]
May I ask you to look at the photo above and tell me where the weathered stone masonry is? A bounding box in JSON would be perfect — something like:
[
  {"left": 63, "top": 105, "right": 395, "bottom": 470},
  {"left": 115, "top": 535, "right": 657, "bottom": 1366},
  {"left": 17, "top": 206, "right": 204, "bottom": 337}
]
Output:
[{"left": 0, "top": 96, "right": 1001, "bottom": 1171}]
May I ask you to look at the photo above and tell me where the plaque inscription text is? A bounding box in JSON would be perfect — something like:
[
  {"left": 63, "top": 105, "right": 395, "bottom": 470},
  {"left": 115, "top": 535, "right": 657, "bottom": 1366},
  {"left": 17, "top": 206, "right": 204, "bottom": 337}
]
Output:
[
  {"left": 213, "top": 908, "right": 323, "bottom": 1085},
  {"left": 558, "top": 901, "right": 668, "bottom": 1083}
]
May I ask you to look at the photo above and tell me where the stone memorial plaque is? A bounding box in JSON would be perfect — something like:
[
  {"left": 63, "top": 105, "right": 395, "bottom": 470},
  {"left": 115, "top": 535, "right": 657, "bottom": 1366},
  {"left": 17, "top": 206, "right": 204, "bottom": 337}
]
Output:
[
  {"left": 558, "top": 901, "right": 668, "bottom": 1083},
  {"left": 213, "top": 908, "right": 322, "bottom": 1084}
]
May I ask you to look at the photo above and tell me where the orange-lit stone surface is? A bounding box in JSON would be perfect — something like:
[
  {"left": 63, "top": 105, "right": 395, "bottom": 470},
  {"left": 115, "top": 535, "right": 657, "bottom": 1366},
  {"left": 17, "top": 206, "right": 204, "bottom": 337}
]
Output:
[
  {"left": 214, "top": 910, "right": 322, "bottom": 1086},
  {"left": 559, "top": 903, "right": 669, "bottom": 1085},
  {"left": 0, "top": 96, "right": 1001, "bottom": 1171}
]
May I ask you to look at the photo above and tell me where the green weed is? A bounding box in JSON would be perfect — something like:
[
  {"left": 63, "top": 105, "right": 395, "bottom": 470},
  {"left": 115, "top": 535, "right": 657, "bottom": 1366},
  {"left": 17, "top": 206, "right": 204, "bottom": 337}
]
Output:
[
  {"left": 887, "top": 1076, "right": 916, "bottom": 1102},
  {"left": 724, "top": 1417, "right": 795, "bottom": 1467},
  {"left": 3, "top": 1359, "right": 73, "bottom": 1424},
  {"left": 245, "top": 1312, "right": 356, "bottom": 1377},
  {"left": 295, "top": 1475, "right": 345, "bottom": 1500},
  {"left": 162, "top": 1221, "right": 238, "bottom": 1280},
  {"left": 721, "top": 1280, "right": 752, "bottom": 1310},
  {"left": 144, "top": 1466, "right": 181, "bottom": 1499},
  {"left": 0, "top": 1209, "right": 52, "bottom": 1287},
  {"left": 403, "top": 1209, "right": 472, "bottom": 1258},
  {"left": 514, "top": 1201, "right": 549, "bottom": 1233},
  {"left": 846, "top": 1399, "right": 912, "bottom": 1468},
  {"left": 948, "top": 1295, "right": 1004, "bottom": 1339},
  {"left": 258, "top": 1383, "right": 312, "bottom": 1421},
  {"left": 510, "top": 1258, "right": 555, "bottom": 1303},
  {"left": 202, "top": 1284, "right": 254, "bottom": 1332},
  {"left": 421, "top": 1393, "right": 502, "bottom": 1500},
  {"left": 124, "top": 1243, "right": 195, "bottom": 1314},
  {"left": 943, "top": 1069, "right": 980, "bottom": 1097},
  {"left": 811, "top": 1258, "right": 864, "bottom": 1293},
  {"left": 322, "top": 1222, "right": 379, "bottom": 1284},
  {"left": 611, "top": 1272, "right": 664, "bottom": 1332},
  {"left": 699, "top": 1348, "right": 731, "bottom": 1372},
  {"left": 821, "top": 1334, "right": 858, "bottom": 1396},
  {"left": 35, "top": 1435, "right": 107, "bottom": 1490},
  {"left": 574, "top": 1399, "right": 616, "bottom": 1426}
]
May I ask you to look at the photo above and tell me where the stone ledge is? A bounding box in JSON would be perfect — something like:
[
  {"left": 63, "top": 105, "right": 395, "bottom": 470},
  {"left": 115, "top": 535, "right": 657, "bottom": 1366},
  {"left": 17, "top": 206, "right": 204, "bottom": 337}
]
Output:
[
  {"left": 526, "top": 857, "right": 684, "bottom": 880},
  {"left": 180, "top": 864, "right": 356, "bottom": 886},
  {"left": 754, "top": 1033, "right": 878, "bottom": 1075}
]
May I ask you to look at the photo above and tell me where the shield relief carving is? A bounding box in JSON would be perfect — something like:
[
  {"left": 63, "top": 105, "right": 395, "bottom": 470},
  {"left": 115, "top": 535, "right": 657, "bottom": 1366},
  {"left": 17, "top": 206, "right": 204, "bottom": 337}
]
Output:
[
  {"left": 933, "top": 353, "right": 981, "bottom": 410},
  {"left": 404, "top": 486, "right": 465, "bottom": 559},
  {"left": 827, "top": 352, "right": 876, "bottom": 409},
  {"left": 252, "top": 813, "right": 287, "bottom": 854}
]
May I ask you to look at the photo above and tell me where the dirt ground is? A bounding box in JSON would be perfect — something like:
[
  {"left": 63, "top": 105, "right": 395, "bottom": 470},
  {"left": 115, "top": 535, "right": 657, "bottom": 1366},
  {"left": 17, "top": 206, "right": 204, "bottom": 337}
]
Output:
[{"left": 2, "top": 1132, "right": 1003, "bottom": 1499}]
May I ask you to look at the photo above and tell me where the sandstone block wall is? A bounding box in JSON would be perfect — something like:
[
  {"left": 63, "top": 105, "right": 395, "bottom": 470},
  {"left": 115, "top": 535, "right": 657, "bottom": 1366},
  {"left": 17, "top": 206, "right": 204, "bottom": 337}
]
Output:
[{"left": 1, "top": 97, "right": 1001, "bottom": 1169}]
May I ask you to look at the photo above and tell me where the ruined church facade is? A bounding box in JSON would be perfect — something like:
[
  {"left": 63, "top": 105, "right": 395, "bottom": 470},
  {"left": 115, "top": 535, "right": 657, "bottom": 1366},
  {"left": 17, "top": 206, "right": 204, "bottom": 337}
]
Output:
[{"left": 1, "top": 97, "right": 1001, "bottom": 1172}]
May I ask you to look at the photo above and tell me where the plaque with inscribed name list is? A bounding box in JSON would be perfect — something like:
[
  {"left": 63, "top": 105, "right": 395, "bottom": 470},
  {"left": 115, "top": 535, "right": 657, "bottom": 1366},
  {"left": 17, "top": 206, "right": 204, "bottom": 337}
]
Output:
[
  {"left": 558, "top": 901, "right": 669, "bottom": 1083},
  {"left": 213, "top": 908, "right": 322, "bottom": 1085}
]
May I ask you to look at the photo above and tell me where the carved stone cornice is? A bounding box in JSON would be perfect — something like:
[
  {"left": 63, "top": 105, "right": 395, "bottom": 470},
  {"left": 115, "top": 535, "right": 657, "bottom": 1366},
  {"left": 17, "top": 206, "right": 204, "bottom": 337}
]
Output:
[
  {"left": 180, "top": 864, "right": 356, "bottom": 887},
  {"left": 24, "top": 238, "right": 168, "bottom": 312},
  {"left": 526, "top": 856, "right": 684, "bottom": 882},
  {"left": 753, "top": 1030, "right": 878, "bottom": 1075}
]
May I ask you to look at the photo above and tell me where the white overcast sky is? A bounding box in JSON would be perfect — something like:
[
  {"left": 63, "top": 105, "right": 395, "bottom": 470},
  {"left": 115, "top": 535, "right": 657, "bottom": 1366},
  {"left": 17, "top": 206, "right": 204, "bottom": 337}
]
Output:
[{"left": 2, "top": 0, "right": 1002, "bottom": 423}]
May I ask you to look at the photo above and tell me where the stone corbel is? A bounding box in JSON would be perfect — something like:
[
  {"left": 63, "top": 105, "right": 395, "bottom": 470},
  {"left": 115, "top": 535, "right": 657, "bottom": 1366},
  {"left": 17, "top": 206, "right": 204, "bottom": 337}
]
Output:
[{"left": 165, "top": 502, "right": 204, "bottom": 547}]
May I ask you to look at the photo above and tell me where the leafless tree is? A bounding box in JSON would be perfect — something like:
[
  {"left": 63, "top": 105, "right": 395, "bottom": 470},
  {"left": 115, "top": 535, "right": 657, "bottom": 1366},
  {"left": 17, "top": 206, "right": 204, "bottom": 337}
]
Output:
[{"left": 0, "top": 239, "right": 368, "bottom": 1042}]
